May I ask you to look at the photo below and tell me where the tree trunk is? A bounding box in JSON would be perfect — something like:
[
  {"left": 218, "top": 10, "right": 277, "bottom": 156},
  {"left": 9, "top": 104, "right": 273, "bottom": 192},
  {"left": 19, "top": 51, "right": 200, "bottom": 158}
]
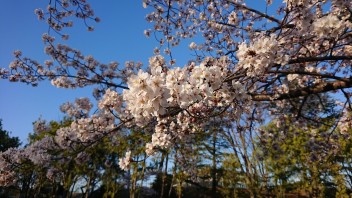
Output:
[
  {"left": 85, "top": 177, "right": 91, "bottom": 198},
  {"left": 211, "top": 131, "right": 217, "bottom": 198},
  {"left": 130, "top": 163, "right": 137, "bottom": 198},
  {"left": 138, "top": 154, "right": 147, "bottom": 198},
  {"left": 169, "top": 156, "right": 177, "bottom": 198},
  {"left": 160, "top": 153, "right": 169, "bottom": 198},
  {"left": 69, "top": 178, "right": 77, "bottom": 198}
]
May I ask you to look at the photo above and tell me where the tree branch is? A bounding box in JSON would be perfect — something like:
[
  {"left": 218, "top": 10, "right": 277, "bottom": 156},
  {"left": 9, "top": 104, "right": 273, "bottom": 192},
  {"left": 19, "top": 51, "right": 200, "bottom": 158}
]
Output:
[
  {"left": 251, "top": 80, "right": 352, "bottom": 101},
  {"left": 230, "top": 1, "right": 282, "bottom": 24},
  {"left": 288, "top": 56, "right": 352, "bottom": 64}
]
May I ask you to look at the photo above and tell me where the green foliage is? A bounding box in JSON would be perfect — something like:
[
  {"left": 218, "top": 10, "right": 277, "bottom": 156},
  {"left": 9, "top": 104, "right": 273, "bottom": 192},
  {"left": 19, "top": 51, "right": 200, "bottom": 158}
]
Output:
[
  {"left": 259, "top": 115, "right": 352, "bottom": 197},
  {"left": 219, "top": 153, "right": 246, "bottom": 197},
  {"left": 151, "top": 173, "right": 177, "bottom": 198},
  {"left": 0, "top": 119, "right": 21, "bottom": 152}
]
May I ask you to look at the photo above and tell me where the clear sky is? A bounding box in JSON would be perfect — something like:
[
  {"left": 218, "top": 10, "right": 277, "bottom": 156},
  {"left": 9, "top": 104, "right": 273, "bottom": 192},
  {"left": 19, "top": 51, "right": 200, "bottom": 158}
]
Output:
[{"left": 0, "top": 1, "right": 194, "bottom": 144}]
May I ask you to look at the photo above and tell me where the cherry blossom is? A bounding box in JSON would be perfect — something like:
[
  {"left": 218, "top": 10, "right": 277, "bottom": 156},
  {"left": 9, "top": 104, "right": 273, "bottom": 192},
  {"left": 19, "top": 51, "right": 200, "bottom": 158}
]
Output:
[
  {"left": 118, "top": 151, "right": 132, "bottom": 171},
  {"left": 0, "top": 0, "right": 351, "bottom": 176}
]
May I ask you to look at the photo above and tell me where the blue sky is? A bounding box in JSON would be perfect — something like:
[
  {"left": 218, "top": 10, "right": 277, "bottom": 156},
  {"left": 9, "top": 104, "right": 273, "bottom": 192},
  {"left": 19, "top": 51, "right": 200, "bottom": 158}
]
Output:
[{"left": 0, "top": 1, "right": 194, "bottom": 144}]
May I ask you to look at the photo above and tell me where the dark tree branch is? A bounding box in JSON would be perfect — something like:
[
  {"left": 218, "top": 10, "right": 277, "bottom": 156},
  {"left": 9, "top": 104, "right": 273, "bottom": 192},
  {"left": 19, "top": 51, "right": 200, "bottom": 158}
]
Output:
[
  {"left": 251, "top": 80, "right": 352, "bottom": 101},
  {"left": 230, "top": 1, "right": 282, "bottom": 24},
  {"left": 288, "top": 56, "right": 352, "bottom": 64}
]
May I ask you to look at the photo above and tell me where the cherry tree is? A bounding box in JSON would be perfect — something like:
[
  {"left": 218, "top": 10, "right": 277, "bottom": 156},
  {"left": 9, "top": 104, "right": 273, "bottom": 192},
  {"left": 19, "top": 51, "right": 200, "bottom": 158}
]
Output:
[{"left": 0, "top": 0, "right": 352, "bottom": 197}]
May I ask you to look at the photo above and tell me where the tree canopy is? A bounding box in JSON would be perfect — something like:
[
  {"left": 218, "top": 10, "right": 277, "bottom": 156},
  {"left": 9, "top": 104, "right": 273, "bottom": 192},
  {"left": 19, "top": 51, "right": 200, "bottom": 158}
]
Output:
[{"left": 0, "top": 0, "right": 352, "bottom": 197}]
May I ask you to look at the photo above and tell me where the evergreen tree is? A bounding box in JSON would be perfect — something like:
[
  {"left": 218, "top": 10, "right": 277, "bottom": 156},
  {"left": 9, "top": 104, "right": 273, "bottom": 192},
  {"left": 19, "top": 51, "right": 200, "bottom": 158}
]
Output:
[{"left": 0, "top": 119, "right": 20, "bottom": 152}]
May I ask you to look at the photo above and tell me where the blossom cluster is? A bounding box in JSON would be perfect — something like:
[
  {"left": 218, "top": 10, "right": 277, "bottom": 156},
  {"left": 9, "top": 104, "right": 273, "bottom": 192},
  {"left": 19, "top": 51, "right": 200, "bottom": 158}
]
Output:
[
  {"left": 145, "top": 118, "right": 172, "bottom": 156},
  {"left": 55, "top": 112, "right": 115, "bottom": 148},
  {"left": 122, "top": 56, "right": 169, "bottom": 125},
  {"left": 0, "top": 148, "right": 21, "bottom": 186},
  {"left": 236, "top": 34, "right": 289, "bottom": 77},
  {"left": 118, "top": 151, "right": 131, "bottom": 171},
  {"left": 98, "top": 89, "right": 123, "bottom": 113},
  {"left": 313, "top": 14, "right": 352, "bottom": 38},
  {"left": 123, "top": 55, "right": 249, "bottom": 126},
  {"left": 60, "top": 97, "right": 93, "bottom": 119},
  {"left": 33, "top": 118, "right": 50, "bottom": 134},
  {"left": 0, "top": 136, "right": 57, "bottom": 186},
  {"left": 25, "top": 136, "right": 56, "bottom": 166},
  {"left": 122, "top": 55, "right": 252, "bottom": 160}
]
